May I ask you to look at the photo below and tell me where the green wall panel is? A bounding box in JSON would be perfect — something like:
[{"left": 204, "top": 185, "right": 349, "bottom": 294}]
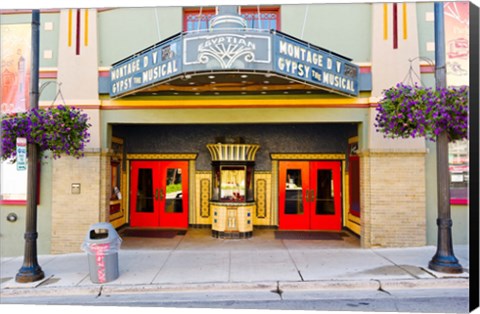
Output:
[
  {"left": 98, "top": 7, "right": 182, "bottom": 67},
  {"left": 281, "top": 4, "right": 371, "bottom": 63}
]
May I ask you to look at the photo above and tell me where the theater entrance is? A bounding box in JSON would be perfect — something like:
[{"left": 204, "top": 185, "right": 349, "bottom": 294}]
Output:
[
  {"left": 129, "top": 160, "right": 189, "bottom": 228},
  {"left": 279, "top": 161, "right": 342, "bottom": 231}
]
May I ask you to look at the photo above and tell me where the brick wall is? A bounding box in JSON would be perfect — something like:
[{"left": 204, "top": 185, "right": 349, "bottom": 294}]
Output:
[
  {"left": 50, "top": 151, "right": 110, "bottom": 254},
  {"left": 359, "top": 150, "right": 427, "bottom": 248}
]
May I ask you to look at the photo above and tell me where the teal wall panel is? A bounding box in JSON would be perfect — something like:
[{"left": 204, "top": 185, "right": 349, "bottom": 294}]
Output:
[
  {"left": 0, "top": 12, "right": 60, "bottom": 68},
  {"left": 98, "top": 7, "right": 182, "bottom": 67},
  {"left": 281, "top": 4, "right": 372, "bottom": 63}
]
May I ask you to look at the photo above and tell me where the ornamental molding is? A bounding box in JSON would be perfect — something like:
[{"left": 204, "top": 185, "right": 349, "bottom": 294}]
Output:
[
  {"left": 126, "top": 153, "right": 198, "bottom": 160},
  {"left": 270, "top": 153, "right": 346, "bottom": 160}
]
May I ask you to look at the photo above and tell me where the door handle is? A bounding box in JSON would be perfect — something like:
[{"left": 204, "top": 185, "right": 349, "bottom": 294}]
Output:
[
  {"left": 159, "top": 188, "right": 164, "bottom": 201},
  {"left": 310, "top": 189, "right": 315, "bottom": 202},
  {"left": 155, "top": 189, "right": 159, "bottom": 200}
]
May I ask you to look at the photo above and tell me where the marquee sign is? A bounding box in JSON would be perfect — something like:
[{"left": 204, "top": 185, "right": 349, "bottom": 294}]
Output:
[
  {"left": 183, "top": 32, "right": 271, "bottom": 71},
  {"left": 110, "top": 31, "right": 359, "bottom": 97},
  {"left": 110, "top": 36, "right": 182, "bottom": 97},
  {"left": 274, "top": 33, "right": 359, "bottom": 96}
]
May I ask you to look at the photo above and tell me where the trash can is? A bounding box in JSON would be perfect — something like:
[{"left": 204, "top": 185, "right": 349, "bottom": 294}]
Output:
[{"left": 81, "top": 222, "right": 122, "bottom": 284}]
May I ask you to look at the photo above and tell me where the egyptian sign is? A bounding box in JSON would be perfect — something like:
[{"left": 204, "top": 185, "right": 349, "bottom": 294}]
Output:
[
  {"left": 110, "top": 31, "right": 359, "bottom": 97},
  {"left": 183, "top": 32, "right": 271, "bottom": 71},
  {"left": 110, "top": 36, "right": 182, "bottom": 97},
  {"left": 274, "top": 33, "right": 359, "bottom": 96}
]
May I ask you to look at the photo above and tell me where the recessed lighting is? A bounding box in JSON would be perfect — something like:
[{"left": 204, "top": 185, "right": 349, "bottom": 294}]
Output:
[
  {"left": 241, "top": 92, "right": 247, "bottom": 95},
  {"left": 189, "top": 82, "right": 195, "bottom": 85},
  {"left": 152, "top": 92, "right": 157, "bottom": 95},
  {"left": 263, "top": 81, "right": 270, "bottom": 84},
  {"left": 195, "top": 92, "right": 200, "bottom": 95},
  {"left": 261, "top": 91, "right": 267, "bottom": 94},
  {"left": 283, "top": 91, "right": 289, "bottom": 94},
  {"left": 208, "top": 75, "right": 215, "bottom": 79},
  {"left": 240, "top": 74, "right": 248, "bottom": 79},
  {"left": 184, "top": 74, "right": 192, "bottom": 79},
  {"left": 306, "top": 91, "right": 312, "bottom": 94},
  {"left": 210, "top": 81, "right": 216, "bottom": 84},
  {"left": 214, "top": 92, "right": 220, "bottom": 95},
  {"left": 173, "top": 92, "right": 179, "bottom": 95}
]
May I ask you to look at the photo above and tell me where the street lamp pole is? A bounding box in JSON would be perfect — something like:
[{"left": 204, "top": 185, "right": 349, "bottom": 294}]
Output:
[
  {"left": 428, "top": 2, "right": 463, "bottom": 274},
  {"left": 15, "top": 9, "right": 45, "bottom": 283}
]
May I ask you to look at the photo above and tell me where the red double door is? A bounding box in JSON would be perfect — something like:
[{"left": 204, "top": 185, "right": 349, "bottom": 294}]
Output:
[
  {"left": 279, "top": 161, "right": 342, "bottom": 231},
  {"left": 130, "top": 161, "right": 188, "bottom": 228}
]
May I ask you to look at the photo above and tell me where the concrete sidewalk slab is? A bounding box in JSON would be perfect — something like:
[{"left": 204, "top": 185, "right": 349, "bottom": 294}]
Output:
[
  {"left": 371, "top": 246, "right": 470, "bottom": 278},
  {"left": 229, "top": 250, "right": 300, "bottom": 282},
  {"left": 152, "top": 250, "right": 230, "bottom": 284},
  {"left": 288, "top": 248, "right": 415, "bottom": 281}
]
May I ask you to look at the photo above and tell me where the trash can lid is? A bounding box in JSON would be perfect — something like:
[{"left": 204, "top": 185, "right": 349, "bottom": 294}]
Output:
[{"left": 85, "top": 222, "right": 121, "bottom": 243}]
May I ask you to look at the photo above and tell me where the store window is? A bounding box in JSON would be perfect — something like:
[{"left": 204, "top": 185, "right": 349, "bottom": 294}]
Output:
[
  {"left": 449, "top": 140, "right": 468, "bottom": 205},
  {"left": 183, "top": 6, "right": 280, "bottom": 32}
]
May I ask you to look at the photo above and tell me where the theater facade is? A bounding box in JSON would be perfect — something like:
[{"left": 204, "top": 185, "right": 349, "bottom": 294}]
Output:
[{"left": 0, "top": 3, "right": 470, "bottom": 256}]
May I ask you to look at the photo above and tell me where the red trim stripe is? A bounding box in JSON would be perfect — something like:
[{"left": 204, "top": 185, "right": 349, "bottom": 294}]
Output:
[
  {"left": 76, "top": 9, "right": 81, "bottom": 55},
  {"left": 393, "top": 3, "right": 398, "bottom": 49}
]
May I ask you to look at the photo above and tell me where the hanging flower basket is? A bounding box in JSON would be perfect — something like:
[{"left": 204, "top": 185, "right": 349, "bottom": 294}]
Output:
[
  {"left": 1, "top": 105, "right": 91, "bottom": 161},
  {"left": 374, "top": 83, "right": 468, "bottom": 142}
]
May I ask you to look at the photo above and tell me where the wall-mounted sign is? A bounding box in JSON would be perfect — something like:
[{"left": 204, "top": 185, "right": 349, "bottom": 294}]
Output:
[
  {"left": 183, "top": 32, "right": 271, "bottom": 71},
  {"left": 16, "top": 137, "right": 27, "bottom": 171},
  {"left": 110, "top": 36, "right": 182, "bottom": 97}
]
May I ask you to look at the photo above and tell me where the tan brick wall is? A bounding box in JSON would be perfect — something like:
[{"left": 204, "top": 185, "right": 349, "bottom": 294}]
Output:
[
  {"left": 359, "top": 150, "right": 426, "bottom": 248},
  {"left": 50, "top": 151, "right": 110, "bottom": 254}
]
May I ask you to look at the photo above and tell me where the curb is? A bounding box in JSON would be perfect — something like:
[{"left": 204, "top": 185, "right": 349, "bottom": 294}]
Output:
[{"left": 0, "top": 278, "right": 469, "bottom": 298}]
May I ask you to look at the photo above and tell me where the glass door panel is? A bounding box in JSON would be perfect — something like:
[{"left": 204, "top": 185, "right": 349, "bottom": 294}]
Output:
[
  {"left": 136, "top": 168, "right": 154, "bottom": 213},
  {"left": 165, "top": 167, "right": 183, "bottom": 213},
  {"left": 315, "top": 169, "right": 335, "bottom": 215},
  {"left": 285, "top": 169, "right": 304, "bottom": 215}
]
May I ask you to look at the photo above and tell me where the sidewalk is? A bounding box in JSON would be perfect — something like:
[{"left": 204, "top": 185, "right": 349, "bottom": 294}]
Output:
[{"left": 0, "top": 229, "right": 470, "bottom": 299}]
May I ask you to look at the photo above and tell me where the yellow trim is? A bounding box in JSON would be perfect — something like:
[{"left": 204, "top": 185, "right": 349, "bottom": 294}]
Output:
[
  {"left": 348, "top": 136, "right": 359, "bottom": 144},
  {"left": 270, "top": 153, "right": 345, "bottom": 160},
  {"left": 102, "top": 97, "right": 371, "bottom": 109},
  {"left": 68, "top": 9, "right": 72, "bottom": 47},
  {"left": 383, "top": 3, "right": 388, "bottom": 40},
  {"left": 127, "top": 153, "right": 198, "bottom": 160},
  {"left": 403, "top": 3, "right": 408, "bottom": 40},
  {"left": 84, "top": 9, "right": 89, "bottom": 46}
]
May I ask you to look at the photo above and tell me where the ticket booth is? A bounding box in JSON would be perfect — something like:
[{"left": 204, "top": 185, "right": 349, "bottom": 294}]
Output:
[{"left": 207, "top": 140, "right": 260, "bottom": 239}]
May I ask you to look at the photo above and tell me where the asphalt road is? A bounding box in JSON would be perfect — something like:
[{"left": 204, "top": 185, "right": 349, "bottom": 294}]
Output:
[{"left": 1, "top": 287, "right": 470, "bottom": 313}]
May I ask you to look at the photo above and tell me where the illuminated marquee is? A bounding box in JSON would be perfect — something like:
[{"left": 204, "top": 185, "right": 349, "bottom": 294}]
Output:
[{"left": 110, "top": 31, "right": 359, "bottom": 97}]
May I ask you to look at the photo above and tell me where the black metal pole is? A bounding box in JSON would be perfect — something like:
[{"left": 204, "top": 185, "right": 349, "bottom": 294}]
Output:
[
  {"left": 15, "top": 9, "right": 45, "bottom": 283},
  {"left": 428, "top": 2, "right": 463, "bottom": 274}
]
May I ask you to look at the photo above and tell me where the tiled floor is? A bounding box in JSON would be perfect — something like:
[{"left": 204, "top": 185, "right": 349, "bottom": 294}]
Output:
[{"left": 120, "top": 228, "right": 361, "bottom": 251}]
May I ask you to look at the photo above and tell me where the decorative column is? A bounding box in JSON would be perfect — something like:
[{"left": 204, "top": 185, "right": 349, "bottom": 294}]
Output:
[{"left": 361, "top": 3, "right": 427, "bottom": 248}]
